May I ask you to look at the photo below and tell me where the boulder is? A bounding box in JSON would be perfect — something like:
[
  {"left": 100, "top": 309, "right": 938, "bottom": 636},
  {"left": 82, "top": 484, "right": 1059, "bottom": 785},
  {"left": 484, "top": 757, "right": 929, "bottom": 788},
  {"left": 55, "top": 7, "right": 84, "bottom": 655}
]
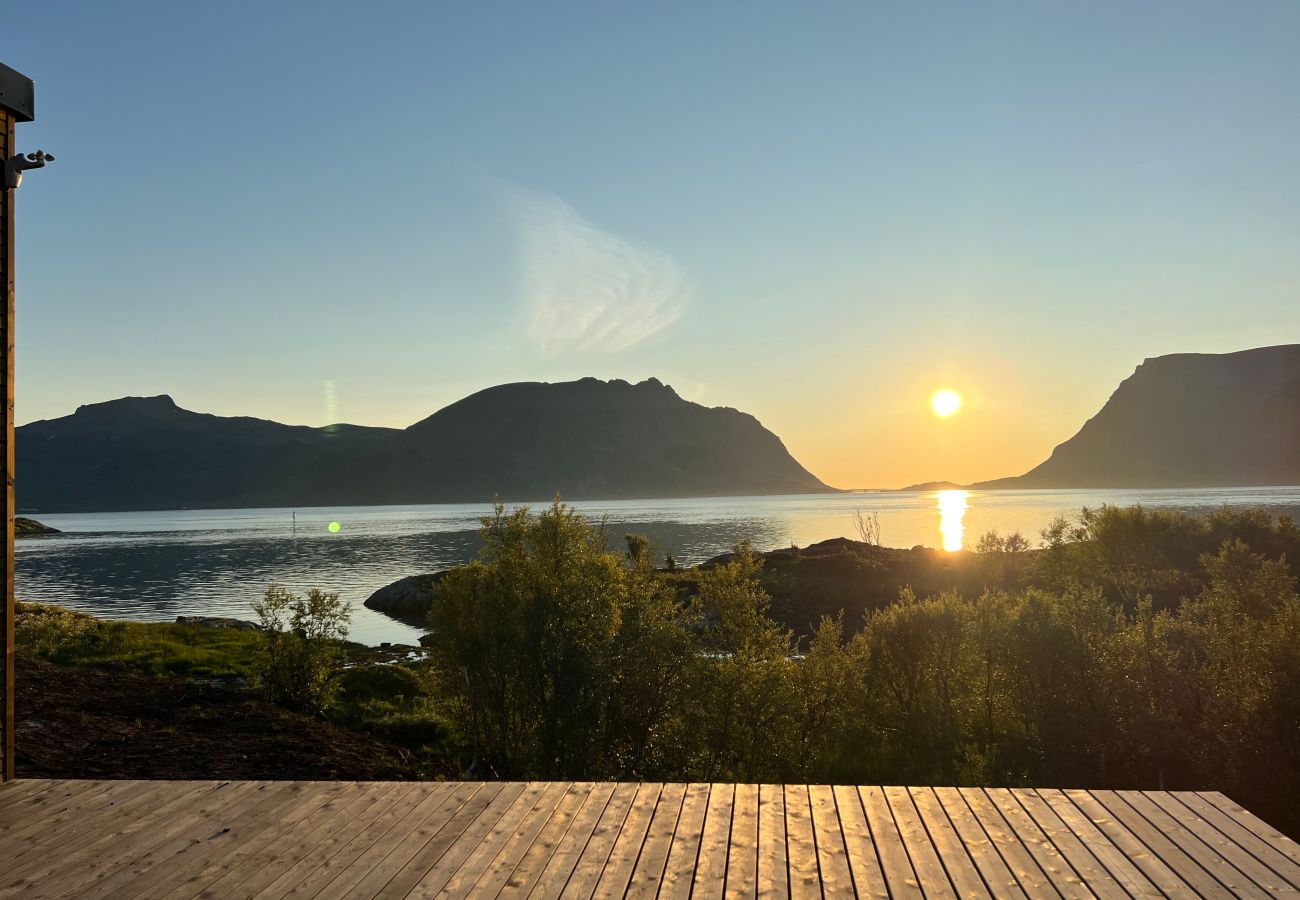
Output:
[
  {"left": 175, "top": 616, "right": 266, "bottom": 632},
  {"left": 363, "top": 572, "right": 447, "bottom": 627}
]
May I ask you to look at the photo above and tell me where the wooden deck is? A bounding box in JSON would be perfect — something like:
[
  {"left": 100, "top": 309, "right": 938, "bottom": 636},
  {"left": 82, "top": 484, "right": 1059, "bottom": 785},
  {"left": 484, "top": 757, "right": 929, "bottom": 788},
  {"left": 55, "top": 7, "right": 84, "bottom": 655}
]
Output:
[{"left": 1, "top": 781, "right": 1298, "bottom": 898}]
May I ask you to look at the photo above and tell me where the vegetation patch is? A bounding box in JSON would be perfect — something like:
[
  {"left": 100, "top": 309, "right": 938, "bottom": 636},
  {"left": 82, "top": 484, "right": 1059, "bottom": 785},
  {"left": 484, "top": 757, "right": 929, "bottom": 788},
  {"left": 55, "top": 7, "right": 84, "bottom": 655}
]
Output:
[{"left": 16, "top": 602, "right": 265, "bottom": 679}]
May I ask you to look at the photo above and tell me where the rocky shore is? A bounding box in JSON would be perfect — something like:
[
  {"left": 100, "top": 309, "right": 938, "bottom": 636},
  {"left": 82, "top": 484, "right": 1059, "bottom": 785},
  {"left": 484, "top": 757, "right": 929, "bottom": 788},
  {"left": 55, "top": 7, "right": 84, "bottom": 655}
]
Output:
[{"left": 364, "top": 537, "right": 995, "bottom": 638}]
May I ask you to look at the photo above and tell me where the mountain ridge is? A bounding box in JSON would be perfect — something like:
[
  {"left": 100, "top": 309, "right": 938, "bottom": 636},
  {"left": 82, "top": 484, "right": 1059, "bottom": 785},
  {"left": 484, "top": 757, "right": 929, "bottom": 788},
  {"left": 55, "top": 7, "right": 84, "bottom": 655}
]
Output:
[
  {"left": 17, "top": 378, "right": 834, "bottom": 512},
  {"left": 966, "top": 344, "right": 1300, "bottom": 490}
]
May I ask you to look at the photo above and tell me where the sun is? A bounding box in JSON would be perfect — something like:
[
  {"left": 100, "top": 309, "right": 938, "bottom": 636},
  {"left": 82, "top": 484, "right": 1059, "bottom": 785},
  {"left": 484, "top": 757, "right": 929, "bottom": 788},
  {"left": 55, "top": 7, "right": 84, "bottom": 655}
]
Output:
[{"left": 930, "top": 389, "right": 963, "bottom": 418}]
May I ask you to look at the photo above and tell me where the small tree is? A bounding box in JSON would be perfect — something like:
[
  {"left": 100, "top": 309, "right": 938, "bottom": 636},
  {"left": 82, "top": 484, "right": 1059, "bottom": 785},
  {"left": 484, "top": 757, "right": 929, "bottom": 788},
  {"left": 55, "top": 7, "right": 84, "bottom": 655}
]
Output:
[
  {"left": 253, "top": 584, "right": 351, "bottom": 715},
  {"left": 427, "top": 500, "right": 694, "bottom": 779}
]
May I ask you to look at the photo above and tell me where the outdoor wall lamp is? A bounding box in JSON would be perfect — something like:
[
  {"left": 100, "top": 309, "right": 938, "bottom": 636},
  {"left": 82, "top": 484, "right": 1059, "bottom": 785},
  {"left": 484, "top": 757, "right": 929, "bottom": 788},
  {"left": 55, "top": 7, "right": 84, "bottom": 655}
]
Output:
[{"left": 4, "top": 149, "right": 53, "bottom": 189}]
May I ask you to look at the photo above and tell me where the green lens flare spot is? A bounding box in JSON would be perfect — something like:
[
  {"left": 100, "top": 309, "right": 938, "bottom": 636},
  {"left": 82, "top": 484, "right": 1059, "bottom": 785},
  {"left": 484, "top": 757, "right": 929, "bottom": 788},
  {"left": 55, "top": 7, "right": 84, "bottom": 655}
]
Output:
[{"left": 328, "top": 521, "right": 342, "bottom": 534}]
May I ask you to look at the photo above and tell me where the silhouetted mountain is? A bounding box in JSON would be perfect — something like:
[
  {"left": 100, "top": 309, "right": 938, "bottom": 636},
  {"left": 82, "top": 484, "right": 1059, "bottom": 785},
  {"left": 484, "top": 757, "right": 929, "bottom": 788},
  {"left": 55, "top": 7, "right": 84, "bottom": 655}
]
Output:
[
  {"left": 976, "top": 345, "right": 1300, "bottom": 489},
  {"left": 17, "top": 378, "right": 833, "bottom": 512}
]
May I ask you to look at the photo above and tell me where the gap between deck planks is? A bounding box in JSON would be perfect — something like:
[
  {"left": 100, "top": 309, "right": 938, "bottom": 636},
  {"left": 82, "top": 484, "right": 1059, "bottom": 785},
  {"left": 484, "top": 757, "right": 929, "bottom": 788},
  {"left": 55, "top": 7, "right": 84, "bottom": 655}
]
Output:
[{"left": 1, "top": 780, "right": 1297, "bottom": 898}]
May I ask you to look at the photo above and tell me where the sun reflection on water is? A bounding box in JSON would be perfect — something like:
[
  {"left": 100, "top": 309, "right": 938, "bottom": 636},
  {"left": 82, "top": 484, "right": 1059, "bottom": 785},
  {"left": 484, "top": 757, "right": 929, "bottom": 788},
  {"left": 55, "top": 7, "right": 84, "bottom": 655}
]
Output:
[{"left": 937, "top": 490, "right": 969, "bottom": 551}]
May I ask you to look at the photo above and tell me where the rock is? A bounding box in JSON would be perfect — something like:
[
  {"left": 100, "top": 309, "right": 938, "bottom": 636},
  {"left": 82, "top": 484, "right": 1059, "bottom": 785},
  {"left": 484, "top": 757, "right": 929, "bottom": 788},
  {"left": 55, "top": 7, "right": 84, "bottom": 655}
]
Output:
[
  {"left": 363, "top": 572, "right": 448, "bottom": 627},
  {"left": 15, "top": 516, "right": 59, "bottom": 536},
  {"left": 175, "top": 616, "right": 267, "bottom": 632}
]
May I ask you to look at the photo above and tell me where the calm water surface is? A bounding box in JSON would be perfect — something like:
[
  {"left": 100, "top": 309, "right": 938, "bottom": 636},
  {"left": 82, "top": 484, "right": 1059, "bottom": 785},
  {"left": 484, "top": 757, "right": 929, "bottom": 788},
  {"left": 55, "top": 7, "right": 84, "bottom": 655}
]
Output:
[{"left": 18, "top": 487, "right": 1300, "bottom": 645}]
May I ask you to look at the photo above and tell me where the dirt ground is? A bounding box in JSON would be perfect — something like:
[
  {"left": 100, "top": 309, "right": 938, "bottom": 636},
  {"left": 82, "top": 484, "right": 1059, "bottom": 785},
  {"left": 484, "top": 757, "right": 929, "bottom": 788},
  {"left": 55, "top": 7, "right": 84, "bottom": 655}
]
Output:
[{"left": 15, "top": 656, "right": 420, "bottom": 780}]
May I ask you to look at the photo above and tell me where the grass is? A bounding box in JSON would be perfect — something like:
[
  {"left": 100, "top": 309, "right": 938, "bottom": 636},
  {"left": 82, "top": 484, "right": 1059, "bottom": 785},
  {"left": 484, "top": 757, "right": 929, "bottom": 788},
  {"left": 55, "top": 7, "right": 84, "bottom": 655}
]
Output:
[
  {"left": 15, "top": 601, "right": 265, "bottom": 679},
  {"left": 16, "top": 600, "right": 466, "bottom": 772}
]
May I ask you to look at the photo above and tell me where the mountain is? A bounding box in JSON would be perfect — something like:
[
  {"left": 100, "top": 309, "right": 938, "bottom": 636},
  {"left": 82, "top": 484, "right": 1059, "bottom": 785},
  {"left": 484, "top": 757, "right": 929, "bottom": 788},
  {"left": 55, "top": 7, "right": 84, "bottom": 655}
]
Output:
[
  {"left": 975, "top": 345, "right": 1300, "bottom": 489},
  {"left": 17, "top": 378, "right": 834, "bottom": 512}
]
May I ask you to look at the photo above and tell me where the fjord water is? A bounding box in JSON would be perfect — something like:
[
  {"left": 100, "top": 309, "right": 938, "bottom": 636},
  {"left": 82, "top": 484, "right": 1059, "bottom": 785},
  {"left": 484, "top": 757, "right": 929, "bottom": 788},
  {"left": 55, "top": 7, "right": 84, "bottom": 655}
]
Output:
[{"left": 18, "top": 487, "right": 1300, "bottom": 645}]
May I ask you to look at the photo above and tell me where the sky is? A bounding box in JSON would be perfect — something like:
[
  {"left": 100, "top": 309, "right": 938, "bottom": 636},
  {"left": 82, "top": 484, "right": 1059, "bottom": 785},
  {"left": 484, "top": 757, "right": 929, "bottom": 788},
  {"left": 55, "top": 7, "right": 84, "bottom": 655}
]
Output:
[{"left": 5, "top": 1, "right": 1299, "bottom": 488}]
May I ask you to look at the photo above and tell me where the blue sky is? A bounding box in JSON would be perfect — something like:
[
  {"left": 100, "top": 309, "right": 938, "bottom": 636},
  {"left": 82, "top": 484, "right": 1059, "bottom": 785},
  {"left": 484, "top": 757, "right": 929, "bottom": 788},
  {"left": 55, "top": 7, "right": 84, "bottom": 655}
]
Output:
[{"left": 6, "top": 1, "right": 1299, "bottom": 486}]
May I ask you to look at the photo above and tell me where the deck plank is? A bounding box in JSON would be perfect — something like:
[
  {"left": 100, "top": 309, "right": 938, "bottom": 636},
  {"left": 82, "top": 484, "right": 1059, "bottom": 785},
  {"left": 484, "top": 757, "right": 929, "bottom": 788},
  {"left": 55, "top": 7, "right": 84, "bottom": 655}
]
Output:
[
  {"left": 138, "top": 783, "right": 357, "bottom": 898},
  {"left": 553, "top": 781, "right": 639, "bottom": 899},
  {"left": 625, "top": 782, "right": 687, "bottom": 898},
  {"left": 241, "top": 782, "right": 420, "bottom": 899},
  {"left": 2, "top": 780, "right": 1298, "bottom": 898},
  {"left": 808, "top": 784, "right": 855, "bottom": 897},
  {"left": 448, "top": 781, "right": 572, "bottom": 897},
  {"left": 832, "top": 784, "right": 888, "bottom": 899},
  {"left": 755, "top": 784, "right": 789, "bottom": 900},
  {"left": 422, "top": 782, "right": 551, "bottom": 898},
  {"left": 725, "top": 782, "right": 760, "bottom": 899},
  {"left": 349, "top": 782, "right": 500, "bottom": 899},
  {"left": 524, "top": 782, "right": 617, "bottom": 899},
  {"left": 783, "top": 784, "right": 822, "bottom": 900},
  {"left": 1092, "top": 790, "right": 1263, "bottom": 894},
  {"left": 984, "top": 787, "right": 1091, "bottom": 900},
  {"left": 660, "top": 782, "right": 712, "bottom": 900},
  {"left": 1140, "top": 789, "right": 1300, "bottom": 897},
  {"left": 930, "top": 788, "right": 1025, "bottom": 899},
  {"left": 0, "top": 781, "right": 242, "bottom": 895},
  {"left": 0, "top": 778, "right": 106, "bottom": 820},
  {"left": 1, "top": 778, "right": 192, "bottom": 852},
  {"left": 908, "top": 787, "right": 992, "bottom": 898},
  {"left": 885, "top": 785, "right": 958, "bottom": 898},
  {"left": 200, "top": 781, "right": 394, "bottom": 900},
  {"left": 394, "top": 781, "right": 531, "bottom": 900},
  {"left": 0, "top": 780, "right": 126, "bottom": 841},
  {"left": 1180, "top": 791, "right": 1300, "bottom": 886},
  {"left": 1086, "top": 788, "right": 1239, "bottom": 899},
  {"left": 859, "top": 786, "right": 923, "bottom": 899},
  {"left": 1060, "top": 789, "right": 1197, "bottom": 898},
  {"left": 692, "top": 783, "right": 736, "bottom": 900},
  {"left": 1011, "top": 787, "right": 1127, "bottom": 899},
  {"left": 80, "top": 780, "right": 313, "bottom": 899},
  {"left": 499, "top": 782, "right": 596, "bottom": 898},
  {"left": 1203, "top": 791, "right": 1300, "bottom": 869},
  {"left": 953, "top": 788, "right": 1057, "bottom": 898},
  {"left": 1036, "top": 789, "right": 1162, "bottom": 899},
  {"left": 728, "top": 780, "right": 764, "bottom": 900},
  {"left": 1101, "top": 789, "right": 1270, "bottom": 899},
  {"left": 313, "top": 782, "right": 480, "bottom": 900},
  {"left": 588, "top": 781, "right": 663, "bottom": 898},
  {"left": 273, "top": 782, "right": 438, "bottom": 899}
]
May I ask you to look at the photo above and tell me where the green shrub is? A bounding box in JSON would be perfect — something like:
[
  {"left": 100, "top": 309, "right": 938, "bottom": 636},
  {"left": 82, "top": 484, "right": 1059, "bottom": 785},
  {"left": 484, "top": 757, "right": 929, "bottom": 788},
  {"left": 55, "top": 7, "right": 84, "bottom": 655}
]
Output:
[
  {"left": 252, "top": 584, "right": 351, "bottom": 715},
  {"left": 336, "top": 663, "right": 425, "bottom": 704}
]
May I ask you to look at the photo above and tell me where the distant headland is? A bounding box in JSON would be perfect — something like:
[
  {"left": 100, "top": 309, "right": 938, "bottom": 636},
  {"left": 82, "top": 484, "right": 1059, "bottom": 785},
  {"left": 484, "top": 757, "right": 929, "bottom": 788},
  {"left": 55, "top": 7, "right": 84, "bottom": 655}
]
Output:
[
  {"left": 910, "top": 344, "right": 1300, "bottom": 491},
  {"left": 17, "top": 377, "right": 835, "bottom": 513}
]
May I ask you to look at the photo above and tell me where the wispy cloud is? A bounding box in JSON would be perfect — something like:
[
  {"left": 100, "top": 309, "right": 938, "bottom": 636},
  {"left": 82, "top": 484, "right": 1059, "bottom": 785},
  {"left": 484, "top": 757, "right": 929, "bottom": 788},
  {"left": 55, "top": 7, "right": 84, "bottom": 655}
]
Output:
[{"left": 507, "top": 187, "right": 692, "bottom": 357}]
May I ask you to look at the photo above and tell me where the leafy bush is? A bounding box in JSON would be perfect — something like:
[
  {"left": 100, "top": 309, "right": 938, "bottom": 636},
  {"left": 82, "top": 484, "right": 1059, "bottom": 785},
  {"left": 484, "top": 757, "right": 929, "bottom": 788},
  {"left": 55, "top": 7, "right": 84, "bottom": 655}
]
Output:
[
  {"left": 425, "top": 499, "right": 694, "bottom": 779},
  {"left": 253, "top": 584, "right": 351, "bottom": 715},
  {"left": 336, "top": 663, "right": 425, "bottom": 704}
]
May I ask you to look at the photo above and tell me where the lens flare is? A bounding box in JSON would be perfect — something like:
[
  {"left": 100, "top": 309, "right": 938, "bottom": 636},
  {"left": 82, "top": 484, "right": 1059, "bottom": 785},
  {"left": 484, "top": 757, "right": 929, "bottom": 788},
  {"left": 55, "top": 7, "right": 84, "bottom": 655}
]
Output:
[
  {"left": 937, "top": 490, "right": 969, "bottom": 551},
  {"left": 328, "top": 521, "right": 342, "bottom": 534},
  {"left": 931, "top": 389, "right": 963, "bottom": 418}
]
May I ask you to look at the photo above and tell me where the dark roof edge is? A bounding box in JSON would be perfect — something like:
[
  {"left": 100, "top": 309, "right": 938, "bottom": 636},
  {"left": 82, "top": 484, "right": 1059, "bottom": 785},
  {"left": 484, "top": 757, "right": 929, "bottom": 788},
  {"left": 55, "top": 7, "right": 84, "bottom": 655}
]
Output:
[{"left": 0, "top": 62, "right": 34, "bottom": 122}]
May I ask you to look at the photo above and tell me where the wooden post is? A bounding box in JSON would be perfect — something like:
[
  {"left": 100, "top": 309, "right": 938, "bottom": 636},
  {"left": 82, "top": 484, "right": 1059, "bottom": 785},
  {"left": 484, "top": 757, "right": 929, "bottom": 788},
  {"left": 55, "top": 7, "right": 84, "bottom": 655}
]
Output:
[
  {"left": 0, "top": 61, "right": 34, "bottom": 784},
  {"left": 0, "top": 103, "right": 13, "bottom": 783}
]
